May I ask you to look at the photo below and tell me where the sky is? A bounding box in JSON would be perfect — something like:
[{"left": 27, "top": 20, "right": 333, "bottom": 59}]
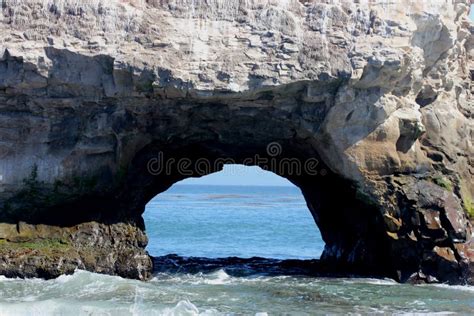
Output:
[
  {"left": 181, "top": 6, "right": 474, "bottom": 187},
  {"left": 177, "top": 165, "right": 292, "bottom": 186}
]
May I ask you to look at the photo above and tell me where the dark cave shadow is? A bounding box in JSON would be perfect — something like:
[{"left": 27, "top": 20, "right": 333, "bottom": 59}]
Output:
[{"left": 0, "top": 47, "right": 385, "bottom": 227}]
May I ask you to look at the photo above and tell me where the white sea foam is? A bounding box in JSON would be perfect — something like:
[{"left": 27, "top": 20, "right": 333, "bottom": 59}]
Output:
[
  {"left": 54, "top": 270, "right": 80, "bottom": 283},
  {"left": 341, "top": 277, "right": 398, "bottom": 286},
  {"left": 1, "top": 270, "right": 474, "bottom": 314},
  {"left": 430, "top": 284, "right": 474, "bottom": 293},
  {"left": 152, "top": 269, "right": 235, "bottom": 286},
  {"left": 203, "top": 269, "right": 232, "bottom": 285},
  {"left": 0, "top": 275, "right": 19, "bottom": 282},
  {"left": 394, "top": 313, "right": 456, "bottom": 316},
  {"left": 0, "top": 300, "right": 215, "bottom": 316},
  {"left": 161, "top": 300, "right": 221, "bottom": 316}
]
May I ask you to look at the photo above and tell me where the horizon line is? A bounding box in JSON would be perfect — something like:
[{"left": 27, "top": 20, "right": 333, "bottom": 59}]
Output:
[{"left": 173, "top": 183, "right": 294, "bottom": 187}]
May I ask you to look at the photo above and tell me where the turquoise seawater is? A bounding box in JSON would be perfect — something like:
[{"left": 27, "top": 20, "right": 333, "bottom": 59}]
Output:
[
  {"left": 0, "top": 184, "right": 473, "bottom": 315},
  {"left": 144, "top": 185, "right": 324, "bottom": 259}
]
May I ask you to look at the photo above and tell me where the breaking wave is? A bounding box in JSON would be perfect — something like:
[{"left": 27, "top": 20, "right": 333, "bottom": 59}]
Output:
[{"left": 1, "top": 266, "right": 473, "bottom": 315}]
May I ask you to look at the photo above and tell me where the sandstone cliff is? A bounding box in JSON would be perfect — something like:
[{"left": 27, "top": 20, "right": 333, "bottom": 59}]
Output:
[{"left": 0, "top": 0, "right": 472, "bottom": 284}]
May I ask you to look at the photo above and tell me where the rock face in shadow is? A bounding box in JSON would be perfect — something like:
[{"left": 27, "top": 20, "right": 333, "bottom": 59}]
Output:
[{"left": 0, "top": 0, "right": 472, "bottom": 284}]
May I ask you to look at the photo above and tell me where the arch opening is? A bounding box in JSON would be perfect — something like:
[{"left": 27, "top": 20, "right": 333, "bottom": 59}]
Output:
[
  {"left": 143, "top": 165, "right": 325, "bottom": 261},
  {"left": 123, "top": 140, "right": 394, "bottom": 280},
  {"left": 0, "top": 135, "right": 395, "bottom": 281}
]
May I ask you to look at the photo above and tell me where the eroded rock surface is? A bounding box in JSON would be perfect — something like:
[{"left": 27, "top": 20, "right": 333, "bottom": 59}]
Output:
[{"left": 0, "top": 0, "right": 472, "bottom": 284}]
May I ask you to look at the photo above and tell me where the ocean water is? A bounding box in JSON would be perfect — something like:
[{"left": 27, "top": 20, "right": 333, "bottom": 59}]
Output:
[
  {"left": 144, "top": 185, "right": 324, "bottom": 259},
  {"left": 0, "top": 184, "right": 473, "bottom": 315}
]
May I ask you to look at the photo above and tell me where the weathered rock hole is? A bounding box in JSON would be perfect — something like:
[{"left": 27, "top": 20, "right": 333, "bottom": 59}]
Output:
[
  {"left": 143, "top": 165, "right": 324, "bottom": 260},
  {"left": 119, "top": 142, "right": 394, "bottom": 279}
]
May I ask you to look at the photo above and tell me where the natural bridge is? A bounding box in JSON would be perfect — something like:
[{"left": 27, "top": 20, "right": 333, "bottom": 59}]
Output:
[{"left": 0, "top": 0, "right": 472, "bottom": 284}]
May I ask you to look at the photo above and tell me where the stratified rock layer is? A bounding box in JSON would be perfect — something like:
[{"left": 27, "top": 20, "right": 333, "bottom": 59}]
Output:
[{"left": 0, "top": 0, "right": 472, "bottom": 284}]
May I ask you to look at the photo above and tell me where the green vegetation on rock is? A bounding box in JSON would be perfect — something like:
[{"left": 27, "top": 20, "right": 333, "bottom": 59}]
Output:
[
  {"left": 464, "top": 196, "right": 474, "bottom": 219},
  {"left": 0, "top": 238, "right": 70, "bottom": 251},
  {"left": 4, "top": 165, "right": 102, "bottom": 220},
  {"left": 433, "top": 176, "right": 453, "bottom": 192}
]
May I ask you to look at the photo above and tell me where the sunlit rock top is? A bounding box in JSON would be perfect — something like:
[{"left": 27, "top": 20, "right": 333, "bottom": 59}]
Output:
[{"left": 1, "top": 0, "right": 470, "bottom": 94}]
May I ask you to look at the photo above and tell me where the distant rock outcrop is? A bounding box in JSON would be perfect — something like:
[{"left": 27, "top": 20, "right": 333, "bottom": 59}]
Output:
[{"left": 0, "top": 0, "right": 472, "bottom": 284}]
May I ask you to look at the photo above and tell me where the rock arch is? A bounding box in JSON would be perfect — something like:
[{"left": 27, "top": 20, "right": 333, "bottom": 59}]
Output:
[{"left": 0, "top": 0, "right": 472, "bottom": 284}]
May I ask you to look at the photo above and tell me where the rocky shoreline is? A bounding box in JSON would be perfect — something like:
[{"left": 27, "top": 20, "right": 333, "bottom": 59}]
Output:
[{"left": 154, "top": 254, "right": 474, "bottom": 285}]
